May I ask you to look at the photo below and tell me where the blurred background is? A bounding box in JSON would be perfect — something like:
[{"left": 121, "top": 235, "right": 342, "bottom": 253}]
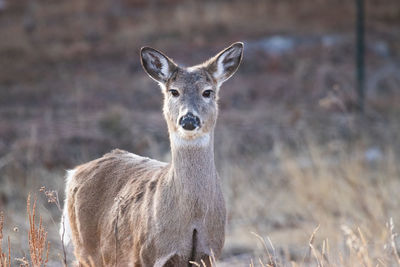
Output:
[{"left": 0, "top": 0, "right": 400, "bottom": 265}]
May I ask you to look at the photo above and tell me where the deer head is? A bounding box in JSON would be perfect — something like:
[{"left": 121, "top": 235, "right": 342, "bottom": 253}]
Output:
[{"left": 140, "top": 42, "right": 243, "bottom": 145}]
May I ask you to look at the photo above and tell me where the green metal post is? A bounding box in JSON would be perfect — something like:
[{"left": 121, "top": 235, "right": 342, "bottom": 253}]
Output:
[{"left": 356, "top": 0, "right": 365, "bottom": 112}]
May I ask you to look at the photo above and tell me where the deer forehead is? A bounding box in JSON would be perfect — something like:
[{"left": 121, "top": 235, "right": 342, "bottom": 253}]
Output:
[{"left": 167, "top": 68, "right": 215, "bottom": 91}]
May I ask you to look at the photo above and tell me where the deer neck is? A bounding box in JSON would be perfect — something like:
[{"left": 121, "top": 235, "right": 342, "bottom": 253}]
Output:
[{"left": 168, "top": 131, "right": 218, "bottom": 197}]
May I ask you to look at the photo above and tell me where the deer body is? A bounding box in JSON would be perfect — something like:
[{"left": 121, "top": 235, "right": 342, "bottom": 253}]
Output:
[{"left": 61, "top": 43, "right": 243, "bottom": 266}]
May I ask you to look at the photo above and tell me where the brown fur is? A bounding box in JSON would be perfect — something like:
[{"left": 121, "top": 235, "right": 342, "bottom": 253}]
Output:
[{"left": 62, "top": 43, "right": 243, "bottom": 266}]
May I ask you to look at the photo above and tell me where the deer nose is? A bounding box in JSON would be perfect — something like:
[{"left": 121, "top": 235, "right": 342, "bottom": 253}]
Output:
[{"left": 179, "top": 112, "right": 200, "bottom": 131}]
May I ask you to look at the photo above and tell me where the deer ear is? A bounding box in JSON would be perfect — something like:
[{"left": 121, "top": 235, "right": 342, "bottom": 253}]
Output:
[
  {"left": 140, "top": 47, "right": 177, "bottom": 83},
  {"left": 206, "top": 42, "right": 243, "bottom": 85}
]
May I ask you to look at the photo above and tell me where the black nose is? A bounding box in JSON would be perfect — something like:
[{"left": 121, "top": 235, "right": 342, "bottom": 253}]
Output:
[{"left": 179, "top": 112, "right": 200, "bottom": 131}]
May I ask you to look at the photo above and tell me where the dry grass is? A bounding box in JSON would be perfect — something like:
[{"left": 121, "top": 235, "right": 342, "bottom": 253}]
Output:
[
  {"left": 0, "top": 212, "right": 11, "bottom": 267},
  {"left": 218, "top": 129, "right": 400, "bottom": 266},
  {"left": 1, "top": 138, "right": 400, "bottom": 266},
  {"left": 26, "top": 194, "right": 50, "bottom": 267},
  {"left": 0, "top": 195, "right": 50, "bottom": 267}
]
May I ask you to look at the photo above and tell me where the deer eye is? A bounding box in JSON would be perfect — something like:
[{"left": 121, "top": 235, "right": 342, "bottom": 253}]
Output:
[
  {"left": 168, "top": 89, "right": 180, "bottom": 97},
  {"left": 202, "top": 90, "right": 213, "bottom": 98}
]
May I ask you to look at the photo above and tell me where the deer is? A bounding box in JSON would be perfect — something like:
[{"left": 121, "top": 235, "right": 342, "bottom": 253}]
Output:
[{"left": 60, "top": 42, "right": 244, "bottom": 266}]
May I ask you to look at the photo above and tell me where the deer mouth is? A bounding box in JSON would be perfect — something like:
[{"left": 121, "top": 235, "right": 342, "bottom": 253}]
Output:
[
  {"left": 177, "top": 127, "right": 201, "bottom": 139},
  {"left": 176, "top": 122, "right": 210, "bottom": 141}
]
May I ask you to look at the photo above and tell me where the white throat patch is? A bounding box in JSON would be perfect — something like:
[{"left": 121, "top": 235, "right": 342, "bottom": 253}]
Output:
[{"left": 171, "top": 132, "right": 211, "bottom": 147}]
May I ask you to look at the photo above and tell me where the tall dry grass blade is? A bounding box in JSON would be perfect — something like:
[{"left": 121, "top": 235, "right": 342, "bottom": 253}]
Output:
[
  {"left": 302, "top": 224, "right": 320, "bottom": 264},
  {"left": 209, "top": 250, "right": 217, "bottom": 266},
  {"left": 27, "top": 194, "right": 50, "bottom": 267},
  {"left": 251, "top": 232, "right": 274, "bottom": 266},
  {"left": 189, "top": 251, "right": 217, "bottom": 266},
  {"left": 59, "top": 215, "right": 67, "bottom": 267},
  {"left": 321, "top": 239, "right": 330, "bottom": 264},
  {"left": 267, "top": 236, "right": 278, "bottom": 265},
  {"left": 40, "top": 186, "right": 67, "bottom": 266},
  {"left": 342, "top": 224, "right": 374, "bottom": 267},
  {"left": 309, "top": 243, "right": 322, "bottom": 267},
  {"left": 389, "top": 218, "right": 400, "bottom": 265},
  {"left": 6, "top": 237, "right": 10, "bottom": 267},
  {"left": 357, "top": 227, "right": 372, "bottom": 267},
  {"left": 0, "top": 211, "right": 11, "bottom": 267}
]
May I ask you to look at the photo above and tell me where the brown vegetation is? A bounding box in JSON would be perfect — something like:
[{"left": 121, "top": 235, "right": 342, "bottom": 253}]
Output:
[
  {"left": 1, "top": 195, "right": 50, "bottom": 267},
  {"left": 0, "top": 212, "right": 11, "bottom": 267},
  {"left": 27, "top": 195, "right": 50, "bottom": 267}
]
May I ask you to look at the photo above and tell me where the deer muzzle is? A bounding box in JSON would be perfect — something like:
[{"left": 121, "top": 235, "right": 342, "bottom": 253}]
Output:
[{"left": 179, "top": 112, "right": 201, "bottom": 131}]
